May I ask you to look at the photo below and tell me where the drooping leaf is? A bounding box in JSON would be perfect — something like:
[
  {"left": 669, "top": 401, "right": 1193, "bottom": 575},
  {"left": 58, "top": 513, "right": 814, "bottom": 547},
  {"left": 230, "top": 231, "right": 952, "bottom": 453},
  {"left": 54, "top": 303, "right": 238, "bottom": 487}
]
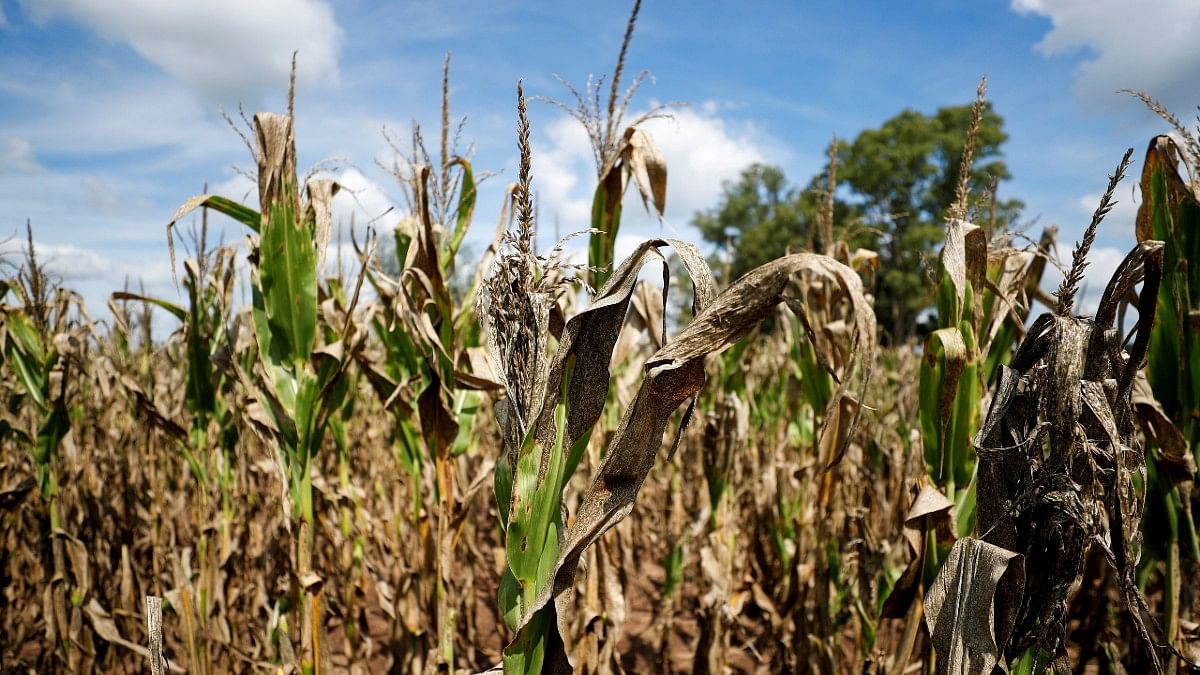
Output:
[
  {"left": 500, "top": 250, "right": 876, "bottom": 670},
  {"left": 925, "top": 537, "right": 1024, "bottom": 675}
]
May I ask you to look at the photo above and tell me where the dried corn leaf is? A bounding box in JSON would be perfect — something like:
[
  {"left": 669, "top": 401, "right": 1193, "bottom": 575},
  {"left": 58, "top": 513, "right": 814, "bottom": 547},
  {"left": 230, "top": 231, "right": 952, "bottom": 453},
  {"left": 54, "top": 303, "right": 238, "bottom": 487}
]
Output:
[
  {"left": 0, "top": 476, "right": 35, "bottom": 511},
  {"left": 942, "top": 219, "right": 986, "bottom": 312},
  {"left": 621, "top": 126, "right": 667, "bottom": 220},
  {"left": 922, "top": 327, "right": 967, "bottom": 476},
  {"left": 509, "top": 251, "right": 875, "bottom": 670},
  {"left": 925, "top": 537, "right": 1024, "bottom": 675},
  {"left": 86, "top": 598, "right": 186, "bottom": 672},
  {"left": 523, "top": 238, "right": 715, "bottom": 477},
  {"left": 305, "top": 179, "right": 341, "bottom": 273},
  {"left": 973, "top": 239, "right": 1169, "bottom": 669},
  {"left": 883, "top": 484, "right": 955, "bottom": 618},
  {"left": 254, "top": 112, "right": 297, "bottom": 217},
  {"left": 1133, "top": 372, "right": 1194, "bottom": 481}
]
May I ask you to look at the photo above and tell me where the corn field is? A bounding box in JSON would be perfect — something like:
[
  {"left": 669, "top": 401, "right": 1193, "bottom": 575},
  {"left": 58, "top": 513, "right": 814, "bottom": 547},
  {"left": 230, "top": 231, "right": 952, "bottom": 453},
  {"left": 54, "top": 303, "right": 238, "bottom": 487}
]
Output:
[{"left": 2, "top": 8, "right": 1200, "bottom": 675}]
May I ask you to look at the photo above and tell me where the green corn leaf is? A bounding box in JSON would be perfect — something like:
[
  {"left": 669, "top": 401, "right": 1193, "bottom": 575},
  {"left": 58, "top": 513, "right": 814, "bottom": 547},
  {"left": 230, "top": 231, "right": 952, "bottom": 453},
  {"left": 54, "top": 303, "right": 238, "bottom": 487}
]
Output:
[
  {"left": 588, "top": 170, "right": 624, "bottom": 289},
  {"left": 1138, "top": 136, "right": 1200, "bottom": 456},
  {"left": 33, "top": 401, "right": 69, "bottom": 498},
  {"left": 110, "top": 292, "right": 187, "bottom": 322},
  {"left": 505, "top": 404, "right": 569, "bottom": 604},
  {"left": 6, "top": 311, "right": 45, "bottom": 367},
  {"left": 6, "top": 341, "right": 46, "bottom": 410},
  {"left": 260, "top": 195, "right": 318, "bottom": 368},
  {"left": 662, "top": 541, "right": 684, "bottom": 599},
  {"left": 501, "top": 606, "right": 551, "bottom": 675},
  {"left": 796, "top": 333, "right": 834, "bottom": 414},
  {"left": 494, "top": 451, "right": 513, "bottom": 529},
  {"left": 442, "top": 157, "right": 476, "bottom": 269},
  {"left": 949, "top": 321, "right": 980, "bottom": 489},
  {"left": 497, "top": 568, "right": 522, "bottom": 632},
  {"left": 450, "top": 389, "right": 482, "bottom": 457},
  {"left": 920, "top": 327, "right": 967, "bottom": 485}
]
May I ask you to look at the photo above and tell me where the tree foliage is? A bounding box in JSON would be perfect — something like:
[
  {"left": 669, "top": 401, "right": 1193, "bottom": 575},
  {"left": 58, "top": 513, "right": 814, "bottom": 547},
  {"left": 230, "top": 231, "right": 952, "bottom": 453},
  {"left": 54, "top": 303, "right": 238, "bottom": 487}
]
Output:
[{"left": 694, "top": 102, "right": 1022, "bottom": 343}]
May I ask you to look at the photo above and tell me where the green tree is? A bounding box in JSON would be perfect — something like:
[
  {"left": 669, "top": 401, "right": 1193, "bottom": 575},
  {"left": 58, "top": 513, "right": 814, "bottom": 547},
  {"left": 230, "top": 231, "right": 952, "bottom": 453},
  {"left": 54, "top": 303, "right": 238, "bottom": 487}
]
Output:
[
  {"left": 694, "top": 162, "right": 857, "bottom": 280},
  {"left": 694, "top": 164, "right": 807, "bottom": 277},
  {"left": 841, "top": 102, "right": 1019, "bottom": 343},
  {"left": 693, "top": 103, "right": 1021, "bottom": 344}
]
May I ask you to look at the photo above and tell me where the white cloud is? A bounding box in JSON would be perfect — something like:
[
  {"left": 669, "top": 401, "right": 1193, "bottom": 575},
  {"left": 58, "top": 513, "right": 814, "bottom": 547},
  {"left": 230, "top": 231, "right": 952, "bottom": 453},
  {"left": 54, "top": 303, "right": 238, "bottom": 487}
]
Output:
[
  {"left": 1012, "top": 0, "right": 1200, "bottom": 110},
  {"left": 330, "top": 167, "right": 400, "bottom": 232},
  {"left": 532, "top": 102, "right": 769, "bottom": 260},
  {"left": 533, "top": 114, "right": 595, "bottom": 234},
  {"left": 1074, "top": 182, "right": 1139, "bottom": 240},
  {"left": 0, "top": 238, "right": 112, "bottom": 281},
  {"left": 1038, "top": 244, "right": 1127, "bottom": 316},
  {"left": 211, "top": 172, "right": 257, "bottom": 204},
  {"left": 0, "top": 138, "right": 42, "bottom": 173},
  {"left": 21, "top": 0, "right": 342, "bottom": 103},
  {"left": 638, "top": 104, "right": 770, "bottom": 227},
  {"left": 0, "top": 73, "right": 238, "bottom": 162}
]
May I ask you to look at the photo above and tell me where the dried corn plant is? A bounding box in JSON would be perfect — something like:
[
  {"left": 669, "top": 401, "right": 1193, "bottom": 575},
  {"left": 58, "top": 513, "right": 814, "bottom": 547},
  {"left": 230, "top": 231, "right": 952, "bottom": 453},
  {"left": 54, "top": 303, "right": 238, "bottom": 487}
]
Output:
[
  {"left": 540, "top": 0, "right": 676, "bottom": 289},
  {"left": 477, "top": 84, "right": 877, "bottom": 674},
  {"left": 109, "top": 222, "right": 242, "bottom": 675},
  {"left": 925, "top": 149, "right": 1193, "bottom": 673},
  {"left": 0, "top": 228, "right": 89, "bottom": 669},
  {"left": 358, "top": 51, "right": 500, "bottom": 670}
]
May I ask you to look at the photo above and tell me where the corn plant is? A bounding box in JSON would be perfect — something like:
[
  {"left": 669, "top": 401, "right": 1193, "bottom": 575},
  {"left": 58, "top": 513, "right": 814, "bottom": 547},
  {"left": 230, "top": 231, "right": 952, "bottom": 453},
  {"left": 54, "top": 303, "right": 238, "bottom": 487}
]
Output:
[
  {"left": 1131, "top": 129, "right": 1200, "bottom": 667},
  {"left": 542, "top": 0, "right": 672, "bottom": 290},
  {"left": 114, "top": 224, "right": 239, "bottom": 539},
  {"left": 864, "top": 80, "right": 1057, "bottom": 674},
  {"left": 167, "top": 79, "right": 365, "bottom": 673},
  {"left": 361, "top": 51, "right": 495, "bottom": 668},
  {"left": 924, "top": 148, "right": 1185, "bottom": 673},
  {"left": 111, "top": 219, "right": 242, "bottom": 674},
  {"left": 478, "top": 85, "right": 877, "bottom": 674},
  {"left": 0, "top": 228, "right": 78, "bottom": 661},
  {"left": 918, "top": 81, "right": 1047, "bottom": 535}
]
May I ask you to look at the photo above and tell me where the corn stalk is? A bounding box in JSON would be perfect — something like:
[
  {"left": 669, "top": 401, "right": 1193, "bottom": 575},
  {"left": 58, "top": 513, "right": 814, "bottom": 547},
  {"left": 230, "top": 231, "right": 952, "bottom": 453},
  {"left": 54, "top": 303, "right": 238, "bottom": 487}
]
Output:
[
  {"left": 167, "top": 97, "right": 363, "bottom": 672},
  {"left": 478, "top": 102, "right": 878, "bottom": 668},
  {"left": 1133, "top": 134, "right": 1200, "bottom": 666},
  {"left": 0, "top": 231, "right": 80, "bottom": 665}
]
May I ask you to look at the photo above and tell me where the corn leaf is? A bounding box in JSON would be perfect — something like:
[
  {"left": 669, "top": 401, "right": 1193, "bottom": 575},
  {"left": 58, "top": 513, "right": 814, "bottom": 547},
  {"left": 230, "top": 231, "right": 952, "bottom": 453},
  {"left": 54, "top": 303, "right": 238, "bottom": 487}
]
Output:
[
  {"left": 925, "top": 537, "right": 1024, "bottom": 675},
  {"left": 501, "top": 250, "right": 875, "bottom": 671}
]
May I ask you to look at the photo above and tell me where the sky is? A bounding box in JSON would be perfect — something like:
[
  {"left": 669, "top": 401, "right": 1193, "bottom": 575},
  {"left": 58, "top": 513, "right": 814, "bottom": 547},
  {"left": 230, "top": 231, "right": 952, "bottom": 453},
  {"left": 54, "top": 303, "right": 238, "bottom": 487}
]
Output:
[{"left": 1, "top": 0, "right": 1198, "bottom": 321}]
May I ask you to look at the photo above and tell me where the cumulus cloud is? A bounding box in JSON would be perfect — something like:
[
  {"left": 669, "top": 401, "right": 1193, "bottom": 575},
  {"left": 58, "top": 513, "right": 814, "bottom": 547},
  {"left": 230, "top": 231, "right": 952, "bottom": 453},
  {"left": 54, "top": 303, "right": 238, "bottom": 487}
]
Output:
[
  {"left": 0, "top": 138, "right": 43, "bottom": 173},
  {"left": 1035, "top": 243, "right": 1127, "bottom": 318},
  {"left": 21, "top": 0, "right": 342, "bottom": 103},
  {"left": 330, "top": 167, "right": 400, "bottom": 232},
  {"left": 0, "top": 237, "right": 112, "bottom": 282},
  {"left": 1012, "top": 0, "right": 1200, "bottom": 110},
  {"left": 1073, "top": 183, "right": 1140, "bottom": 240},
  {"left": 533, "top": 102, "right": 769, "bottom": 256}
]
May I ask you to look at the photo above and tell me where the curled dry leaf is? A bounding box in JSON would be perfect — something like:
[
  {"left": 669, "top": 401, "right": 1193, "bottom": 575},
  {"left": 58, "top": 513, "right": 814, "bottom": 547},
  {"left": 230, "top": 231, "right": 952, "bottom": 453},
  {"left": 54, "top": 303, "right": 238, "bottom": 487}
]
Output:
[
  {"left": 925, "top": 537, "right": 1024, "bottom": 675},
  {"left": 86, "top": 598, "right": 186, "bottom": 672},
  {"left": 621, "top": 126, "right": 667, "bottom": 221},
  {"left": 973, "top": 239, "right": 1170, "bottom": 669},
  {"left": 882, "top": 484, "right": 955, "bottom": 618},
  {"left": 493, "top": 248, "right": 876, "bottom": 671}
]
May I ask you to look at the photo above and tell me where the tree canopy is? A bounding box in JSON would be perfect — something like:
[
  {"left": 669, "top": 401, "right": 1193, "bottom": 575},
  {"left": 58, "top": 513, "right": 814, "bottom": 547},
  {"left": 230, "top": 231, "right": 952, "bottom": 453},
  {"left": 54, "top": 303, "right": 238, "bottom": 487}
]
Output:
[{"left": 693, "top": 102, "right": 1022, "bottom": 343}]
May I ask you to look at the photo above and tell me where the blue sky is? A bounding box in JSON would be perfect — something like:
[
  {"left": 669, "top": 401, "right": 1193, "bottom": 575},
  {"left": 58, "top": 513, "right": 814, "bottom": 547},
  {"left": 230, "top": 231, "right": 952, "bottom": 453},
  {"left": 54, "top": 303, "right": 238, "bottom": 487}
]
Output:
[{"left": 1, "top": 0, "right": 1198, "bottom": 317}]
